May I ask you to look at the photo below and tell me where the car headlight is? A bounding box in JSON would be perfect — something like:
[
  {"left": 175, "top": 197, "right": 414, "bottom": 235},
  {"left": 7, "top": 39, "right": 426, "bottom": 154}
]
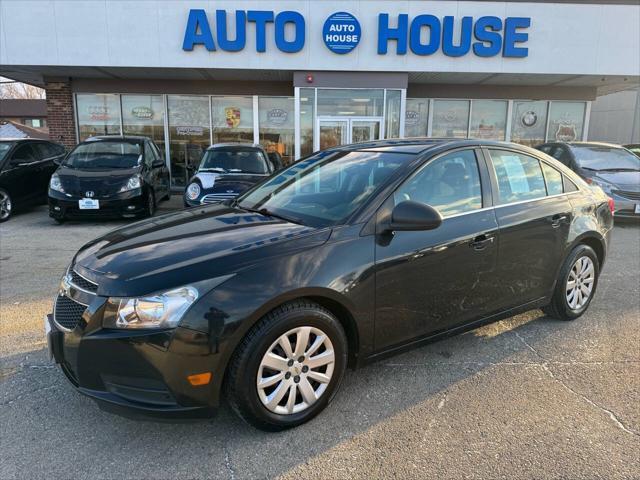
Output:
[
  {"left": 119, "top": 175, "right": 142, "bottom": 193},
  {"left": 186, "top": 182, "right": 201, "bottom": 200},
  {"left": 104, "top": 286, "right": 199, "bottom": 329},
  {"left": 50, "top": 174, "right": 65, "bottom": 193}
]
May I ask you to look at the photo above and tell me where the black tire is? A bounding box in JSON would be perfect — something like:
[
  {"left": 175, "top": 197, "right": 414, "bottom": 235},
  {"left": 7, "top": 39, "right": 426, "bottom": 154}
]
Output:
[
  {"left": 162, "top": 192, "right": 171, "bottom": 201},
  {"left": 0, "top": 188, "right": 13, "bottom": 223},
  {"left": 543, "top": 244, "right": 600, "bottom": 321},
  {"left": 225, "top": 300, "right": 348, "bottom": 431},
  {"left": 144, "top": 189, "right": 156, "bottom": 217}
]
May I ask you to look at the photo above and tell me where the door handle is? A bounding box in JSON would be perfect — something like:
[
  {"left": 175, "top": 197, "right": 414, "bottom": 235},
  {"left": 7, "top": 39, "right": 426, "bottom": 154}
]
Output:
[
  {"left": 470, "top": 234, "right": 494, "bottom": 251},
  {"left": 550, "top": 214, "right": 568, "bottom": 228}
]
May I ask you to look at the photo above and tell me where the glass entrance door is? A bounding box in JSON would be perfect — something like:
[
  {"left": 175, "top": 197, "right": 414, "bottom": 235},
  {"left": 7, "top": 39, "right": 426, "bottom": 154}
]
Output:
[{"left": 316, "top": 117, "right": 382, "bottom": 151}]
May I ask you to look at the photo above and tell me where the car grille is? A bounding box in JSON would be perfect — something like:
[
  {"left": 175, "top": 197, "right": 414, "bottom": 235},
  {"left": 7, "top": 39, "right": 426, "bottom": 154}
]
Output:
[
  {"left": 201, "top": 193, "right": 238, "bottom": 204},
  {"left": 612, "top": 189, "right": 640, "bottom": 201},
  {"left": 53, "top": 295, "right": 87, "bottom": 331},
  {"left": 69, "top": 269, "right": 98, "bottom": 293}
]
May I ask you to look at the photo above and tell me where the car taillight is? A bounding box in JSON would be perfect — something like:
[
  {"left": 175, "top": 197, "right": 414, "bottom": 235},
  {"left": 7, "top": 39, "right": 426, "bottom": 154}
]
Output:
[{"left": 608, "top": 197, "right": 615, "bottom": 214}]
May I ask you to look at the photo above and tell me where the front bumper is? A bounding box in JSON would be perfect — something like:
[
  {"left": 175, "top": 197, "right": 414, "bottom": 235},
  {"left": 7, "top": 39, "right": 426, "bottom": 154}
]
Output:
[
  {"left": 48, "top": 189, "right": 147, "bottom": 220},
  {"left": 45, "top": 299, "right": 221, "bottom": 420}
]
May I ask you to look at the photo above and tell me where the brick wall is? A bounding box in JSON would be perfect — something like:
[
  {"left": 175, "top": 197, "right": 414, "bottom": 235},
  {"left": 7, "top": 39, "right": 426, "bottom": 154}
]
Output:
[{"left": 45, "top": 80, "right": 76, "bottom": 148}]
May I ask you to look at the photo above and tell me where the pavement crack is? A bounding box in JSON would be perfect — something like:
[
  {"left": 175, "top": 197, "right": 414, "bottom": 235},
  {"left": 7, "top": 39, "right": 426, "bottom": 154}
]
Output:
[
  {"left": 540, "top": 362, "right": 640, "bottom": 439},
  {"left": 1, "top": 383, "right": 59, "bottom": 406},
  {"left": 223, "top": 446, "right": 237, "bottom": 480},
  {"left": 513, "top": 330, "right": 546, "bottom": 361}
]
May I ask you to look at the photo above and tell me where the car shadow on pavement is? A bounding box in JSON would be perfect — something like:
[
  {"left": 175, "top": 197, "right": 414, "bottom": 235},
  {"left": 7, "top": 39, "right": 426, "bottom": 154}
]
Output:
[{"left": 1, "top": 308, "right": 575, "bottom": 479}]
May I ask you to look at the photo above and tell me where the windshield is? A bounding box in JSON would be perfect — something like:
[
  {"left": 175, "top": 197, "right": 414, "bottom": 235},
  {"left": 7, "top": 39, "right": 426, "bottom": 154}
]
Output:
[
  {"left": 200, "top": 148, "right": 269, "bottom": 174},
  {"left": 64, "top": 141, "right": 142, "bottom": 169},
  {"left": 572, "top": 146, "right": 640, "bottom": 171},
  {"left": 0, "top": 142, "right": 14, "bottom": 162},
  {"left": 238, "top": 150, "right": 409, "bottom": 227}
]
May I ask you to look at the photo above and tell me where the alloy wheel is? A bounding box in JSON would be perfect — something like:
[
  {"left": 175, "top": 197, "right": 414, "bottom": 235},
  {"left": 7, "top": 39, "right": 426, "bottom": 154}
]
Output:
[
  {"left": 257, "top": 326, "right": 335, "bottom": 415},
  {"left": 566, "top": 256, "right": 595, "bottom": 310},
  {"left": 0, "top": 191, "right": 12, "bottom": 220}
]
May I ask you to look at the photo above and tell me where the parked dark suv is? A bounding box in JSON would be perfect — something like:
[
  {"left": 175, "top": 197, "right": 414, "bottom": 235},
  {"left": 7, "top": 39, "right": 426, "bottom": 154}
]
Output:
[
  {"left": 0, "top": 138, "right": 65, "bottom": 222},
  {"left": 48, "top": 136, "right": 171, "bottom": 222},
  {"left": 46, "top": 139, "right": 612, "bottom": 431}
]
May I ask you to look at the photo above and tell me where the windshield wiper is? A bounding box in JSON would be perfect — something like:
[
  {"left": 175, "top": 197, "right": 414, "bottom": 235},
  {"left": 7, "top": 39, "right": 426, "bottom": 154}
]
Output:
[
  {"left": 597, "top": 168, "right": 640, "bottom": 172},
  {"left": 243, "top": 206, "right": 304, "bottom": 225}
]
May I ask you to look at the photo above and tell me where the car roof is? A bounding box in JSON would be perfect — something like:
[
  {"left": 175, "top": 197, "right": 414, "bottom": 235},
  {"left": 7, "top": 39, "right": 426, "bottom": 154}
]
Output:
[
  {"left": 207, "top": 143, "right": 264, "bottom": 150},
  {"left": 85, "top": 135, "right": 149, "bottom": 143},
  {"left": 326, "top": 138, "right": 533, "bottom": 155}
]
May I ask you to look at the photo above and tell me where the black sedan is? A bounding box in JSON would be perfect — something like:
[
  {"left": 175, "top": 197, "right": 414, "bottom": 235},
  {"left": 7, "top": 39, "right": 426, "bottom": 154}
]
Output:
[
  {"left": 48, "top": 136, "right": 171, "bottom": 222},
  {"left": 0, "top": 138, "right": 65, "bottom": 222},
  {"left": 46, "top": 139, "right": 613, "bottom": 430},
  {"left": 184, "top": 143, "right": 273, "bottom": 207},
  {"left": 536, "top": 141, "right": 640, "bottom": 217}
]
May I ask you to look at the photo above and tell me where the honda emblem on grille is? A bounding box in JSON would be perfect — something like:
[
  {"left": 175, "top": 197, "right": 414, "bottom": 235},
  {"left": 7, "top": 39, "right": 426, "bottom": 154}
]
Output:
[{"left": 85, "top": 191, "right": 95, "bottom": 198}]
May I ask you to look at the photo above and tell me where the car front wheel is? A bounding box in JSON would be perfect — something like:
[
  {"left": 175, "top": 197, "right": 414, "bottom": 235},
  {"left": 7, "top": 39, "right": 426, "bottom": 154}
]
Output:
[
  {"left": 0, "top": 189, "right": 13, "bottom": 222},
  {"left": 225, "top": 300, "right": 348, "bottom": 431},
  {"left": 543, "top": 244, "right": 600, "bottom": 321}
]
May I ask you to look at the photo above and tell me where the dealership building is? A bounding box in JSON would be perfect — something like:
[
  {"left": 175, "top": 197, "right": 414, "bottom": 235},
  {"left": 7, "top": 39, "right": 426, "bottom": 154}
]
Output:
[{"left": 1, "top": 0, "right": 638, "bottom": 188}]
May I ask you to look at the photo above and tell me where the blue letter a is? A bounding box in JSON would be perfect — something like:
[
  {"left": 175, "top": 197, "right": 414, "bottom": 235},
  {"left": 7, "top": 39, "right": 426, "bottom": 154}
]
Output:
[{"left": 183, "top": 9, "right": 216, "bottom": 51}]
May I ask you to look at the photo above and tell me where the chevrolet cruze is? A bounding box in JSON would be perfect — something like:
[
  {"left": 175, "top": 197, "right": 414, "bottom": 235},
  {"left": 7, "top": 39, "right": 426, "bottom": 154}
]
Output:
[{"left": 46, "top": 139, "right": 613, "bottom": 430}]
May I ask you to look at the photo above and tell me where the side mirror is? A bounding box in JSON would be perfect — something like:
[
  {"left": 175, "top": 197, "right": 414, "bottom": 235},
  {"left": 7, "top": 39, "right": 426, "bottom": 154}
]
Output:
[
  {"left": 388, "top": 201, "right": 442, "bottom": 232},
  {"left": 53, "top": 157, "right": 62, "bottom": 166},
  {"left": 152, "top": 160, "right": 165, "bottom": 168}
]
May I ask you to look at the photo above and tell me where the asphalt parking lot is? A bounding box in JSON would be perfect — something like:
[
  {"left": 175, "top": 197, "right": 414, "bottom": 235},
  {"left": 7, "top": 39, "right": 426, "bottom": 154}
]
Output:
[{"left": 1, "top": 202, "right": 639, "bottom": 480}]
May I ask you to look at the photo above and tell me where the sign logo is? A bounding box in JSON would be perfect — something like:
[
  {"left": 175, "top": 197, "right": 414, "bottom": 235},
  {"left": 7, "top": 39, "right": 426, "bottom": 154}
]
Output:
[
  {"left": 267, "top": 109, "right": 288, "bottom": 126},
  {"left": 556, "top": 124, "right": 577, "bottom": 142},
  {"left": 405, "top": 111, "right": 420, "bottom": 126},
  {"left": 85, "top": 191, "right": 95, "bottom": 198},
  {"left": 225, "top": 107, "right": 241, "bottom": 128},
  {"left": 322, "top": 12, "right": 361, "bottom": 54},
  {"left": 521, "top": 111, "right": 538, "bottom": 127},
  {"left": 131, "top": 106, "right": 153, "bottom": 119}
]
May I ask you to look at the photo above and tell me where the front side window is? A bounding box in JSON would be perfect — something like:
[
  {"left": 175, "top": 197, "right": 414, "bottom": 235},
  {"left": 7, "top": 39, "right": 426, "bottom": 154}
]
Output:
[
  {"left": 0, "top": 143, "right": 15, "bottom": 163},
  {"left": 541, "top": 162, "right": 564, "bottom": 195},
  {"left": 239, "top": 151, "right": 409, "bottom": 227},
  {"left": 571, "top": 146, "right": 640, "bottom": 172},
  {"left": 394, "top": 150, "right": 482, "bottom": 217},
  {"left": 64, "top": 141, "right": 141, "bottom": 170},
  {"left": 200, "top": 148, "right": 270, "bottom": 175},
  {"left": 489, "top": 150, "right": 547, "bottom": 204},
  {"left": 10, "top": 144, "right": 37, "bottom": 165}
]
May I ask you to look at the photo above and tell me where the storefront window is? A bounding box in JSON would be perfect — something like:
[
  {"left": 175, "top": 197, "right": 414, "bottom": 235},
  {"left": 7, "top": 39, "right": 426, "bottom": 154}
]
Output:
[
  {"left": 385, "top": 90, "right": 401, "bottom": 139},
  {"left": 511, "top": 100, "right": 548, "bottom": 147},
  {"left": 546, "top": 102, "right": 586, "bottom": 142},
  {"left": 405, "top": 98, "right": 429, "bottom": 138},
  {"left": 317, "top": 89, "right": 384, "bottom": 117},
  {"left": 470, "top": 100, "right": 508, "bottom": 140},
  {"left": 211, "top": 96, "right": 254, "bottom": 144},
  {"left": 167, "top": 95, "right": 210, "bottom": 187},
  {"left": 432, "top": 100, "right": 470, "bottom": 138},
  {"left": 121, "top": 95, "right": 165, "bottom": 153},
  {"left": 76, "top": 94, "right": 121, "bottom": 141},
  {"left": 300, "top": 88, "right": 315, "bottom": 157},
  {"left": 259, "top": 97, "right": 295, "bottom": 165}
]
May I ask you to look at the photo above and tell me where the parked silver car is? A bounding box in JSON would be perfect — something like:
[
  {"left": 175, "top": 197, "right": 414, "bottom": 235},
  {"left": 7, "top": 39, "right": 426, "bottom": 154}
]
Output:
[{"left": 537, "top": 142, "right": 640, "bottom": 218}]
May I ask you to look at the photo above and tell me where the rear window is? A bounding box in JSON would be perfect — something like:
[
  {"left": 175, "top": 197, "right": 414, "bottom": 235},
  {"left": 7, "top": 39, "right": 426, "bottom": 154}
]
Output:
[{"left": 571, "top": 146, "right": 640, "bottom": 171}]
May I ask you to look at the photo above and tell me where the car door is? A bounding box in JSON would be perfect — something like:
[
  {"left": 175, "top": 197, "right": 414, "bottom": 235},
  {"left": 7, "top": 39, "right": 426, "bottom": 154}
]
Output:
[
  {"left": 32, "top": 142, "right": 61, "bottom": 198},
  {"left": 148, "top": 141, "right": 170, "bottom": 196},
  {"left": 484, "top": 148, "right": 573, "bottom": 308},
  {"left": 374, "top": 148, "right": 500, "bottom": 351},
  {"left": 4, "top": 143, "right": 41, "bottom": 205}
]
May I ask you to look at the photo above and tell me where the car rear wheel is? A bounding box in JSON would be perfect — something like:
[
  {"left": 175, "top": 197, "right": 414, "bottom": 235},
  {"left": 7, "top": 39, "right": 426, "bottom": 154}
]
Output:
[
  {"left": 543, "top": 244, "right": 600, "bottom": 321},
  {"left": 0, "top": 189, "right": 13, "bottom": 222},
  {"left": 225, "top": 300, "right": 347, "bottom": 431}
]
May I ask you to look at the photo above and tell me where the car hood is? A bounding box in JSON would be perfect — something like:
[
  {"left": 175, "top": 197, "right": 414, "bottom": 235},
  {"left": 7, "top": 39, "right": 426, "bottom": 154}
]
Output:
[
  {"left": 72, "top": 205, "right": 329, "bottom": 297},
  {"left": 192, "top": 172, "right": 267, "bottom": 192},
  {"left": 56, "top": 166, "right": 141, "bottom": 197},
  {"left": 592, "top": 171, "right": 640, "bottom": 191}
]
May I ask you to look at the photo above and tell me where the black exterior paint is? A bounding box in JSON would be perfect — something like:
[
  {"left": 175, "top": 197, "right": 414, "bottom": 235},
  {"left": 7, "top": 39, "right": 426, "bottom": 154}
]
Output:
[
  {"left": 0, "top": 139, "right": 64, "bottom": 214},
  {"left": 47, "top": 139, "right": 613, "bottom": 418},
  {"left": 48, "top": 136, "right": 171, "bottom": 220}
]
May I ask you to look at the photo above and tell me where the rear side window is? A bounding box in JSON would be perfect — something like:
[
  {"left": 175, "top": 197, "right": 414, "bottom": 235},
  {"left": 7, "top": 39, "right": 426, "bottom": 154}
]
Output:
[
  {"left": 563, "top": 176, "right": 579, "bottom": 192},
  {"left": 541, "top": 162, "right": 563, "bottom": 195},
  {"left": 394, "top": 149, "right": 482, "bottom": 217},
  {"left": 489, "top": 150, "right": 547, "bottom": 204}
]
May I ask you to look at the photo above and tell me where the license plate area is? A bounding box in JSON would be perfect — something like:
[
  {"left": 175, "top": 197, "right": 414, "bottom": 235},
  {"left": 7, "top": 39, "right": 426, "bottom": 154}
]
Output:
[{"left": 79, "top": 198, "right": 99, "bottom": 209}]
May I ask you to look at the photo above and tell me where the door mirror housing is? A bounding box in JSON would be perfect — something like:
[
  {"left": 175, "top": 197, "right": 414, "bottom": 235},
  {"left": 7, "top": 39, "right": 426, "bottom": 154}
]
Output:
[
  {"left": 152, "top": 159, "right": 165, "bottom": 168},
  {"left": 388, "top": 201, "right": 443, "bottom": 232}
]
